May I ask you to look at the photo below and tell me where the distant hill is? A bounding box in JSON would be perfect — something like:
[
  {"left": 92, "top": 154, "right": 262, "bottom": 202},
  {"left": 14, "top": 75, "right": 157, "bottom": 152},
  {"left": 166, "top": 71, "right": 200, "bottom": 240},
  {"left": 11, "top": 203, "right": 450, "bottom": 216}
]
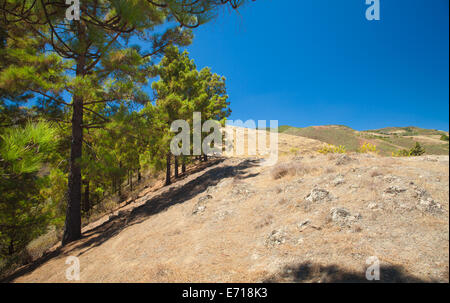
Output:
[
  {"left": 277, "top": 125, "right": 449, "bottom": 156},
  {"left": 368, "top": 126, "right": 447, "bottom": 136}
]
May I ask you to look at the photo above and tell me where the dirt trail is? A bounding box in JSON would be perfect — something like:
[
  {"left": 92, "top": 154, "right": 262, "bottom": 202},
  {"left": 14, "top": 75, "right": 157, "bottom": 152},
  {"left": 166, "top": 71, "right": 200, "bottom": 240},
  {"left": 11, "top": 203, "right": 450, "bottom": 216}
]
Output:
[{"left": 5, "top": 133, "right": 449, "bottom": 283}]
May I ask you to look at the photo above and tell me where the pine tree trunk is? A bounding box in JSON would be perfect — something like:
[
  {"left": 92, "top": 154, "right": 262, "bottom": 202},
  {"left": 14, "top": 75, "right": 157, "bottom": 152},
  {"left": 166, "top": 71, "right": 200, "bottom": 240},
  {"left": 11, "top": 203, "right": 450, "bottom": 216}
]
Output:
[
  {"left": 130, "top": 170, "right": 133, "bottom": 191},
  {"left": 182, "top": 157, "right": 186, "bottom": 174},
  {"left": 62, "top": 93, "right": 83, "bottom": 245},
  {"left": 62, "top": 88, "right": 84, "bottom": 246},
  {"left": 84, "top": 180, "right": 90, "bottom": 213},
  {"left": 62, "top": 22, "right": 87, "bottom": 246},
  {"left": 203, "top": 154, "right": 208, "bottom": 162},
  {"left": 174, "top": 156, "right": 179, "bottom": 178},
  {"left": 8, "top": 239, "right": 14, "bottom": 256},
  {"left": 118, "top": 161, "right": 122, "bottom": 197},
  {"left": 165, "top": 153, "right": 171, "bottom": 186},
  {"left": 137, "top": 167, "right": 142, "bottom": 183}
]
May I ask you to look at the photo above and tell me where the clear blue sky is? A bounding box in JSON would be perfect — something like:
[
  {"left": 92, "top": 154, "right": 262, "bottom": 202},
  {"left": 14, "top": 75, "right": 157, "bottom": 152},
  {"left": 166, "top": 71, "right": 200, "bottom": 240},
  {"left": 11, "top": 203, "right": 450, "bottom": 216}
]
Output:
[{"left": 182, "top": 0, "right": 449, "bottom": 131}]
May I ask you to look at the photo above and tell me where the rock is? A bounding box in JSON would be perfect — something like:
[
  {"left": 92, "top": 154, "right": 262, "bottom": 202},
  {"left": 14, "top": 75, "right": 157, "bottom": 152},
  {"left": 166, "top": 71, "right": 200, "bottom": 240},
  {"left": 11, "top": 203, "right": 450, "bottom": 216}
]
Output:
[
  {"left": 367, "top": 202, "right": 380, "bottom": 210},
  {"left": 383, "top": 175, "right": 400, "bottom": 183},
  {"left": 417, "top": 198, "right": 443, "bottom": 214},
  {"left": 335, "top": 154, "right": 353, "bottom": 166},
  {"left": 367, "top": 203, "right": 378, "bottom": 210},
  {"left": 192, "top": 205, "right": 206, "bottom": 215},
  {"left": 206, "top": 186, "right": 216, "bottom": 194},
  {"left": 192, "top": 194, "right": 213, "bottom": 214},
  {"left": 231, "top": 183, "right": 254, "bottom": 199},
  {"left": 384, "top": 185, "right": 407, "bottom": 194},
  {"left": 297, "top": 219, "right": 311, "bottom": 231},
  {"left": 329, "top": 207, "right": 361, "bottom": 227},
  {"left": 332, "top": 175, "right": 345, "bottom": 186},
  {"left": 330, "top": 207, "right": 350, "bottom": 219},
  {"left": 305, "top": 188, "right": 334, "bottom": 203},
  {"left": 198, "top": 194, "right": 213, "bottom": 203},
  {"left": 413, "top": 187, "right": 430, "bottom": 199},
  {"left": 265, "top": 229, "right": 287, "bottom": 247}
]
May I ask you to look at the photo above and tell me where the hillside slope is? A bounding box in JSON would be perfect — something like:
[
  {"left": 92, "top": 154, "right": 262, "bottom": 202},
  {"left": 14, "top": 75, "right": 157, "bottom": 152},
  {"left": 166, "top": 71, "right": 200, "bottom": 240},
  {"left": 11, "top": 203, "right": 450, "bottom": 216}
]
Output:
[
  {"left": 279, "top": 125, "right": 449, "bottom": 156},
  {"left": 6, "top": 132, "right": 449, "bottom": 283}
]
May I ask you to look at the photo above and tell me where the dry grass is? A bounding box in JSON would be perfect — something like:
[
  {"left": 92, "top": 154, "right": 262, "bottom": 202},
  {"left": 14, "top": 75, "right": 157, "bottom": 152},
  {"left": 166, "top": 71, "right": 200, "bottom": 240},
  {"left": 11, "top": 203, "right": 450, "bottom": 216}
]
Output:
[
  {"left": 370, "top": 170, "right": 383, "bottom": 177},
  {"left": 271, "top": 162, "right": 315, "bottom": 179},
  {"left": 6, "top": 132, "right": 449, "bottom": 283},
  {"left": 26, "top": 226, "right": 61, "bottom": 261},
  {"left": 271, "top": 163, "right": 295, "bottom": 179}
]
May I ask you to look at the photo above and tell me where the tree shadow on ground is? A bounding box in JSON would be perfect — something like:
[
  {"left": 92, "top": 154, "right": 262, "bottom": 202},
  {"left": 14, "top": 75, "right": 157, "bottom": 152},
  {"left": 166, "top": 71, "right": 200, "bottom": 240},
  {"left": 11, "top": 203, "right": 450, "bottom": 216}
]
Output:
[
  {"left": 262, "top": 261, "right": 440, "bottom": 283},
  {"left": 2, "top": 157, "right": 261, "bottom": 282},
  {"left": 73, "top": 158, "right": 260, "bottom": 255},
  {"left": 1, "top": 248, "right": 62, "bottom": 282}
]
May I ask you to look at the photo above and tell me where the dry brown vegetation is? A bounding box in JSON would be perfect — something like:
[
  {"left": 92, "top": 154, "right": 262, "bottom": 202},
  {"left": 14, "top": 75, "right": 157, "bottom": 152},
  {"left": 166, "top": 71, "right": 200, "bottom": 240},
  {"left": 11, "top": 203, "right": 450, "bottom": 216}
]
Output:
[
  {"left": 271, "top": 162, "right": 314, "bottom": 180},
  {"left": 4, "top": 131, "right": 449, "bottom": 283}
]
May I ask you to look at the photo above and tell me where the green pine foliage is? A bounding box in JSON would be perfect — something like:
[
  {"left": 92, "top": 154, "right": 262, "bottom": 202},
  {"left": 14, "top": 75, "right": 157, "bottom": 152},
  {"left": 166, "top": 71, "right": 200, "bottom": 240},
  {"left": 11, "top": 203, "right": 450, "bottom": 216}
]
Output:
[
  {"left": 392, "top": 142, "right": 426, "bottom": 157},
  {"left": 0, "top": 121, "right": 58, "bottom": 257},
  {"left": 409, "top": 142, "right": 425, "bottom": 156},
  {"left": 0, "top": 1, "right": 244, "bottom": 272},
  {"left": 148, "top": 45, "right": 230, "bottom": 184}
]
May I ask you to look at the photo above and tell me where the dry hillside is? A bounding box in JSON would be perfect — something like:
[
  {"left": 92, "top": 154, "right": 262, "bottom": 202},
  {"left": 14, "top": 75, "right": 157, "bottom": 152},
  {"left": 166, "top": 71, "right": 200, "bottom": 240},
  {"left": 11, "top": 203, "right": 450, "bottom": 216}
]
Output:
[
  {"left": 279, "top": 125, "right": 449, "bottom": 156},
  {"left": 5, "top": 131, "right": 449, "bottom": 283}
]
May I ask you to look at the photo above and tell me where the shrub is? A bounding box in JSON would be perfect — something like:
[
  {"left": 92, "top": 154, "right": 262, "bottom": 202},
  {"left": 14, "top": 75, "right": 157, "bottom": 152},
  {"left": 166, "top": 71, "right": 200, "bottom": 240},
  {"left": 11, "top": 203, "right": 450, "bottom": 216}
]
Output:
[
  {"left": 392, "top": 142, "right": 426, "bottom": 157},
  {"left": 392, "top": 149, "right": 411, "bottom": 157},
  {"left": 440, "top": 134, "right": 449, "bottom": 142},
  {"left": 409, "top": 142, "right": 425, "bottom": 156},
  {"left": 358, "top": 142, "right": 377, "bottom": 153},
  {"left": 317, "top": 144, "right": 347, "bottom": 154},
  {"left": 271, "top": 162, "right": 313, "bottom": 179},
  {"left": 271, "top": 163, "right": 294, "bottom": 179}
]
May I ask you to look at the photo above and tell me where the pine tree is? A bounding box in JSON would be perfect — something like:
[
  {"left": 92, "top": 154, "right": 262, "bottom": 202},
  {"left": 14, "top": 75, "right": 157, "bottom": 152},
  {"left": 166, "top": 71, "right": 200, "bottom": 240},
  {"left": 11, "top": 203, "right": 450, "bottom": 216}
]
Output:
[
  {"left": 149, "top": 45, "right": 230, "bottom": 181},
  {"left": 0, "top": 0, "right": 245, "bottom": 245},
  {"left": 151, "top": 45, "right": 197, "bottom": 184},
  {"left": 0, "top": 121, "right": 58, "bottom": 257}
]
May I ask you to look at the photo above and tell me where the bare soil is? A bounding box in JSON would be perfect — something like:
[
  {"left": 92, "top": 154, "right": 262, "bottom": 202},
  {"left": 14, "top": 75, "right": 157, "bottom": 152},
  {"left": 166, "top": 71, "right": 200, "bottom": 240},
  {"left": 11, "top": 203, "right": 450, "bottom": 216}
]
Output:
[{"left": 6, "top": 133, "right": 449, "bottom": 283}]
